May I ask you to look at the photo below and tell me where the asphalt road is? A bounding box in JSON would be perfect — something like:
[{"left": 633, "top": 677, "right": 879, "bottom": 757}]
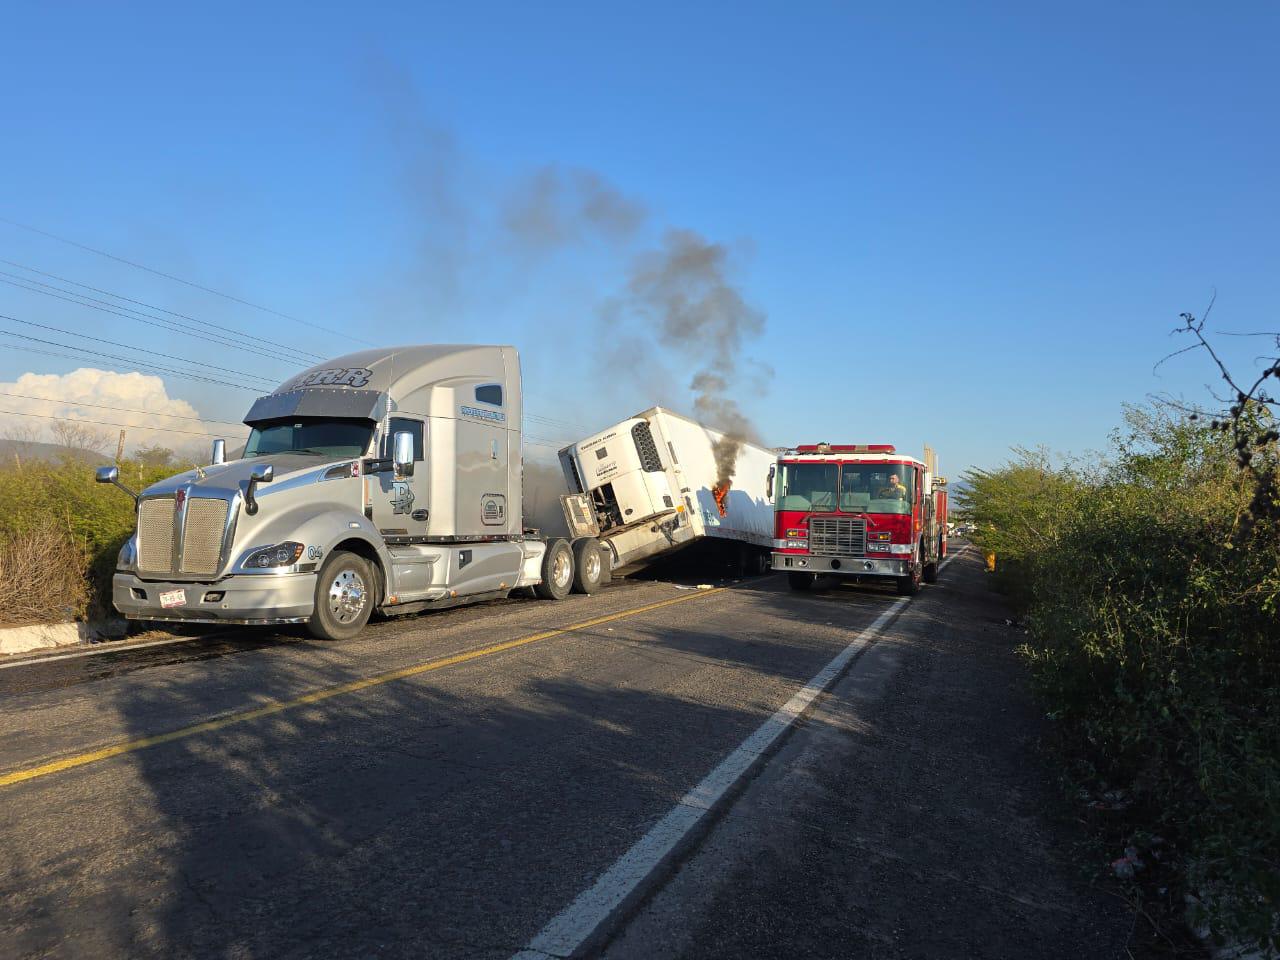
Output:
[{"left": 0, "top": 551, "right": 1131, "bottom": 959}]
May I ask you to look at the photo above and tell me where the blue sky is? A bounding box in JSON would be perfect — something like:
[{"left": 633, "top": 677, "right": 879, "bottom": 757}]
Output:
[{"left": 1, "top": 2, "right": 1276, "bottom": 473}]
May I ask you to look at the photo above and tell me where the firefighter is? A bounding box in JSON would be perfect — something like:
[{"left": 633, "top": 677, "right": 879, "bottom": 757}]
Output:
[{"left": 878, "top": 472, "right": 908, "bottom": 500}]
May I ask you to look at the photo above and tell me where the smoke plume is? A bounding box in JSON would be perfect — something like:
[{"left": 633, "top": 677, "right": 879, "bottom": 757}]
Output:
[
  {"left": 617, "top": 229, "right": 767, "bottom": 490},
  {"left": 504, "top": 167, "right": 647, "bottom": 249}
]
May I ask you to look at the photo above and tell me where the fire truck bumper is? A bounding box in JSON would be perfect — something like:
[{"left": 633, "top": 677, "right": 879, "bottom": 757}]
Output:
[{"left": 771, "top": 554, "right": 909, "bottom": 578}]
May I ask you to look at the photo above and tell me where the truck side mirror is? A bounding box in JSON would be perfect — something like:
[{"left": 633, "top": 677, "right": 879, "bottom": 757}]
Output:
[
  {"left": 393, "top": 430, "right": 415, "bottom": 478},
  {"left": 96, "top": 465, "right": 138, "bottom": 504},
  {"left": 766, "top": 465, "right": 775, "bottom": 500},
  {"left": 245, "top": 463, "right": 274, "bottom": 516},
  {"left": 211, "top": 438, "right": 226, "bottom": 465}
]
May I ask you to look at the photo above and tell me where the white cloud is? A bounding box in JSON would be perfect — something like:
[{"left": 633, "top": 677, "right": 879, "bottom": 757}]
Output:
[{"left": 0, "top": 368, "right": 226, "bottom": 453}]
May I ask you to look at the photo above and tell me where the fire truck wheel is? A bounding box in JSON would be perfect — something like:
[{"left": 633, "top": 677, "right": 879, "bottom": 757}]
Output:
[
  {"left": 923, "top": 561, "right": 939, "bottom": 583},
  {"left": 535, "top": 539, "right": 574, "bottom": 600},
  {"left": 571, "top": 538, "right": 609, "bottom": 594},
  {"left": 754, "top": 549, "right": 772, "bottom": 576},
  {"left": 895, "top": 568, "right": 921, "bottom": 596},
  {"left": 788, "top": 572, "right": 816, "bottom": 591},
  {"left": 308, "top": 550, "right": 375, "bottom": 640}
]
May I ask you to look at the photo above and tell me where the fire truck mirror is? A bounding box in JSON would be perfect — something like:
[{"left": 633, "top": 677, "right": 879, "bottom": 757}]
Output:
[{"left": 766, "top": 465, "right": 775, "bottom": 500}]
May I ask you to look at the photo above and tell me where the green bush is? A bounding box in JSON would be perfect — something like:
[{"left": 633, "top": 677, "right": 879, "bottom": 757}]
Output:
[
  {"left": 0, "top": 455, "right": 193, "bottom": 622},
  {"left": 962, "top": 407, "right": 1280, "bottom": 953}
]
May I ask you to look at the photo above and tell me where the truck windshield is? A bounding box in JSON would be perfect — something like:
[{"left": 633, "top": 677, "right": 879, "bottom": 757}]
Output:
[
  {"left": 839, "top": 464, "right": 914, "bottom": 515},
  {"left": 244, "top": 418, "right": 374, "bottom": 459},
  {"left": 778, "top": 463, "right": 839, "bottom": 512}
]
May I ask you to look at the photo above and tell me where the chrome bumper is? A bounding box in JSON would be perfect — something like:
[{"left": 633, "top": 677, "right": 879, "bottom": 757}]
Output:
[
  {"left": 771, "top": 553, "right": 908, "bottom": 577},
  {"left": 112, "top": 572, "right": 317, "bottom": 624}
]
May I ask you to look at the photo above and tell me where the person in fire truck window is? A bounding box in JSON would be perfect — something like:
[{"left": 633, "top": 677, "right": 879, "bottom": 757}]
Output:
[{"left": 878, "top": 472, "right": 908, "bottom": 500}]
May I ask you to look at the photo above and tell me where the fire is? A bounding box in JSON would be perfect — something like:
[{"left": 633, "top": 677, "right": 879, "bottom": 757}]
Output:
[{"left": 712, "top": 480, "right": 730, "bottom": 517}]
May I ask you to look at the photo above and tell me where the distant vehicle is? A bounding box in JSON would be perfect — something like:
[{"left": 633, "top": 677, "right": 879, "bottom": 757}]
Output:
[
  {"left": 96, "top": 344, "right": 600, "bottom": 640},
  {"left": 558, "top": 407, "right": 776, "bottom": 576},
  {"left": 770, "top": 443, "right": 948, "bottom": 595}
]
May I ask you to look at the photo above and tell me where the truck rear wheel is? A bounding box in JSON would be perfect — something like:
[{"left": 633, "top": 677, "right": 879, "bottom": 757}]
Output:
[
  {"left": 788, "top": 572, "right": 816, "bottom": 591},
  {"left": 571, "top": 538, "right": 609, "bottom": 594},
  {"left": 534, "top": 539, "right": 574, "bottom": 600},
  {"left": 308, "top": 550, "right": 375, "bottom": 640},
  {"left": 923, "top": 535, "right": 940, "bottom": 583}
]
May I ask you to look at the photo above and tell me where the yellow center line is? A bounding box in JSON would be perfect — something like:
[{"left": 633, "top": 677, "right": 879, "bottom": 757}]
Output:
[{"left": 0, "top": 588, "right": 723, "bottom": 790}]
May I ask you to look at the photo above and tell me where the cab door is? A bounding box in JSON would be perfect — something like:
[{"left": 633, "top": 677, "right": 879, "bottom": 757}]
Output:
[{"left": 370, "top": 416, "right": 429, "bottom": 541}]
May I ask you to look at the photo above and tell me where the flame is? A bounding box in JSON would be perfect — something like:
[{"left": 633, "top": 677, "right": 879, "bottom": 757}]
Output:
[{"left": 712, "top": 480, "right": 730, "bottom": 517}]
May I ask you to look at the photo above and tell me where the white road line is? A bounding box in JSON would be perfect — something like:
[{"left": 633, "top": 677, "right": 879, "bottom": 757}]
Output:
[
  {"left": 0, "top": 634, "right": 212, "bottom": 670},
  {"left": 512, "top": 549, "right": 967, "bottom": 959}
]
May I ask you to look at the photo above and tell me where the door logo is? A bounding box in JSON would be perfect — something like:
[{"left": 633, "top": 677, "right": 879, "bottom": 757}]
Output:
[
  {"left": 390, "top": 482, "right": 415, "bottom": 515},
  {"left": 481, "top": 494, "right": 506, "bottom": 525}
]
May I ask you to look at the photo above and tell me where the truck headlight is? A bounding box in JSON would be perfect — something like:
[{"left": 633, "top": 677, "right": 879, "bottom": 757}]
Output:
[
  {"left": 242, "top": 542, "right": 305, "bottom": 568},
  {"left": 117, "top": 536, "right": 137, "bottom": 571}
]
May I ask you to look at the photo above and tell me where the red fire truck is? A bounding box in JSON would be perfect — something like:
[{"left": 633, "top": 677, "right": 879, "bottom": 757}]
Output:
[{"left": 769, "top": 443, "right": 948, "bottom": 595}]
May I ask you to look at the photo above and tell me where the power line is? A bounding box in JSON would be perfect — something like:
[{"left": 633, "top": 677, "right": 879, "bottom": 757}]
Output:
[
  {"left": 0, "top": 264, "right": 324, "bottom": 365},
  {"left": 0, "top": 405, "right": 247, "bottom": 439},
  {"left": 0, "top": 313, "right": 277, "bottom": 386},
  {"left": 0, "top": 390, "right": 246, "bottom": 428},
  {"left": 0, "top": 332, "right": 263, "bottom": 392},
  {"left": 0, "top": 216, "right": 368, "bottom": 345}
]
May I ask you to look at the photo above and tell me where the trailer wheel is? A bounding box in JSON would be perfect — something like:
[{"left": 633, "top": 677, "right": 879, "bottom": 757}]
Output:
[
  {"left": 571, "top": 538, "right": 609, "bottom": 594},
  {"left": 788, "top": 572, "right": 816, "bottom": 591},
  {"left": 308, "top": 550, "right": 375, "bottom": 640},
  {"left": 534, "top": 539, "right": 574, "bottom": 600}
]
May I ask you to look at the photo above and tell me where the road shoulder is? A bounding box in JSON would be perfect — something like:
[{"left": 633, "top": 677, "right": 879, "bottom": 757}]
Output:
[{"left": 603, "top": 553, "right": 1133, "bottom": 959}]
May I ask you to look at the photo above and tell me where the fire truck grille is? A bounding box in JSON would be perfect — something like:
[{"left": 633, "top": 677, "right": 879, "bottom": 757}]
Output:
[
  {"left": 180, "top": 498, "right": 229, "bottom": 576},
  {"left": 136, "top": 497, "right": 175, "bottom": 574},
  {"left": 809, "top": 517, "right": 866, "bottom": 556}
]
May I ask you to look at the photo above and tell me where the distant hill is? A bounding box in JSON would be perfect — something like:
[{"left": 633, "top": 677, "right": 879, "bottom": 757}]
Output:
[{"left": 0, "top": 439, "right": 112, "bottom": 466}]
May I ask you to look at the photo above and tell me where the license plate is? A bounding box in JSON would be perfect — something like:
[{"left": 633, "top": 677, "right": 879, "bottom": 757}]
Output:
[{"left": 159, "top": 589, "right": 187, "bottom": 609}]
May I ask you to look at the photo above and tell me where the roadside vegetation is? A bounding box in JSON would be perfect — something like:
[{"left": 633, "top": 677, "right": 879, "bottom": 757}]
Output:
[
  {"left": 0, "top": 445, "right": 194, "bottom": 626},
  {"left": 962, "top": 320, "right": 1279, "bottom": 954}
]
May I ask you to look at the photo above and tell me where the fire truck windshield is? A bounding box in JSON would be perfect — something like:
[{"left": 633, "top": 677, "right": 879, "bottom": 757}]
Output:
[
  {"left": 779, "top": 462, "right": 914, "bottom": 515},
  {"left": 840, "top": 464, "right": 914, "bottom": 515}
]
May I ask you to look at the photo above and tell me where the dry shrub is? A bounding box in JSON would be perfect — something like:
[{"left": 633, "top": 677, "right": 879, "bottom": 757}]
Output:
[{"left": 0, "top": 524, "right": 89, "bottom": 626}]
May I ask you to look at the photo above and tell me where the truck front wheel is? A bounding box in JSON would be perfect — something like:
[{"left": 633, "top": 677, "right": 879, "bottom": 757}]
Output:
[
  {"left": 535, "top": 539, "right": 574, "bottom": 600},
  {"left": 895, "top": 564, "right": 921, "bottom": 596},
  {"left": 309, "top": 550, "right": 375, "bottom": 640},
  {"left": 570, "top": 538, "right": 610, "bottom": 594}
]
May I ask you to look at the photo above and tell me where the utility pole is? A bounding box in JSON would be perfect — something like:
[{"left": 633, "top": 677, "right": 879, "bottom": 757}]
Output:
[{"left": 115, "top": 429, "right": 126, "bottom": 464}]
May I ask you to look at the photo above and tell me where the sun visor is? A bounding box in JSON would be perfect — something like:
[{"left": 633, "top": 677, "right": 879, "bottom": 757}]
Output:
[{"left": 243, "top": 388, "right": 389, "bottom": 425}]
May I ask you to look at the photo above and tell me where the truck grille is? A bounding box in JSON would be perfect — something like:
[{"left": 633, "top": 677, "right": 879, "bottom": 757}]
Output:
[
  {"left": 809, "top": 517, "right": 866, "bottom": 556},
  {"left": 137, "top": 497, "right": 175, "bottom": 573},
  {"left": 181, "top": 498, "right": 229, "bottom": 575},
  {"left": 135, "top": 495, "right": 229, "bottom": 578}
]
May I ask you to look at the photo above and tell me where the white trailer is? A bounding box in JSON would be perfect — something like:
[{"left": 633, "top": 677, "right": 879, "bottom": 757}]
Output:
[{"left": 559, "top": 407, "right": 776, "bottom": 575}]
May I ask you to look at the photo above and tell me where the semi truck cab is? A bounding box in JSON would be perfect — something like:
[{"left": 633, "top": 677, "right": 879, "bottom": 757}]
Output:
[{"left": 99, "top": 344, "right": 606, "bottom": 640}]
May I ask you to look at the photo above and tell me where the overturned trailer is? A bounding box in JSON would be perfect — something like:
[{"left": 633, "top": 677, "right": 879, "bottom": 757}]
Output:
[{"left": 558, "top": 407, "right": 776, "bottom": 575}]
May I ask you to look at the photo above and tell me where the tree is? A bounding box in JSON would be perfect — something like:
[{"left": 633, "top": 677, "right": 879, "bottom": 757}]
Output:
[
  {"left": 48, "top": 420, "right": 110, "bottom": 457},
  {"left": 133, "top": 444, "right": 176, "bottom": 469}
]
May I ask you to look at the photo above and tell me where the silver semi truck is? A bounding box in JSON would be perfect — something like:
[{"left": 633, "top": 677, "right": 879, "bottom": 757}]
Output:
[
  {"left": 97, "top": 344, "right": 608, "bottom": 640},
  {"left": 558, "top": 407, "right": 776, "bottom": 576}
]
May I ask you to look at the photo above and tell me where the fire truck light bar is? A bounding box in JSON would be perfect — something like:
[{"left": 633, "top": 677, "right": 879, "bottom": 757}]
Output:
[{"left": 792, "top": 443, "right": 897, "bottom": 454}]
